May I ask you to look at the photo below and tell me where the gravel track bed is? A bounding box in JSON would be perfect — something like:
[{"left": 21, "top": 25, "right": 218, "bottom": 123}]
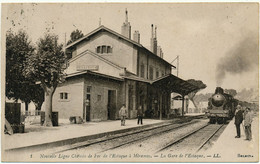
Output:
[
  {"left": 161, "top": 124, "right": 226, "bottom": 153},
  {"left": 103, "top": 120, "right": 208, "bottom": 154},
  {"left": 63, "top": 119, "right": 208, "bottom": 154},
  {"left": 197, "top": 123, "right": 228, "bottom": 152}
]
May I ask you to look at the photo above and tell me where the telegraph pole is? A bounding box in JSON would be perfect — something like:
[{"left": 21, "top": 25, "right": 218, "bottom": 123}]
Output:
[{"left": 171, "top": 55, "right": 179, "bottom": 77}]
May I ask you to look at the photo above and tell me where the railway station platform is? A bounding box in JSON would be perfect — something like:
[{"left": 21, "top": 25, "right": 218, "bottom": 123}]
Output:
[
  {"left": 204, "top": 112, "right": 259, "bottom": 162},
  {"left": 4, "top": 113, "right": 205, "bottom": 152},
  {"left": 4, "top": 118, "right": 168, "bottom": 151}
]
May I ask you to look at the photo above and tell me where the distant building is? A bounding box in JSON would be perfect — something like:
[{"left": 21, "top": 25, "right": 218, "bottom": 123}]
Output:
[
  {"left": 5, "top": 98, "right": 35, "bottom": 114},
  {"left": 51, "top": 9, "right": 197, "bottom": 121}
]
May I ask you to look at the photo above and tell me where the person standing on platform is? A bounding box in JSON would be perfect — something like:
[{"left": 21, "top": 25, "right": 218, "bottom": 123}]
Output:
[
  {"left": 244, "top": 107, "right": 253, "bottom": 141},
  {"left": 234, "top": 105, "right": 244, "bottom": 138},
  {"left": 119, "top": 104, "right": 127, "bottom": 126},
  {"left": 137, "top": 105, "right": 143, "bottom": 125}
]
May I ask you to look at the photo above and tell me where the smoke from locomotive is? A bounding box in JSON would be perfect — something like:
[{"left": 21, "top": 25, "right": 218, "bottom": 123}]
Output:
[{"left": 206, "top": 87, "right": 238, "bottom": 124}]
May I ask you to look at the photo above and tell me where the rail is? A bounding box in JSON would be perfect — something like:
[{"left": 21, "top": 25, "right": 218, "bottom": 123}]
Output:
[
  {"left": 156, "top": 123, "right": 210, "bottom": 153},
  {"left": 196, "top": 123, "right": 225, "bottom": 152},
  {"left": 53, "top": 120, "right": 200, "bottom": 154}
]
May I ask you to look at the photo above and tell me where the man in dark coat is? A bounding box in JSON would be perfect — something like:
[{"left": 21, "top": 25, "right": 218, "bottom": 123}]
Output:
[
  {"left": 234, "top": 105, "right": 244, "bottom": 138},
  {"left": 137, "top": 105, "right": 143, "bottom": 125}
]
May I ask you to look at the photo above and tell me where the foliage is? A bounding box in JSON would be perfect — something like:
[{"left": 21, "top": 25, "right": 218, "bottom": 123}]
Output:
[
  {"left": 6, "top": 30, "right": 35, "bottom": 107},
  {"left": 224, "top": 89, "right": 237, "bottom": 97},
  {"left": 67, "top": 29, "right": 84, "bottom": 45},
  {"left": 194, "top": 93, "right": 212, "bottom": 102},
  {"left": 6, "top": 30, "right": 45, "bottom": 110},
  {"left": 187, "top": 79, "right": 207, "bottom": 90},
  {"left": 24, "top": 33, "right": 65, "bottom": 126},
  {"left": 24, "top": 33, "right": 65, "bottom": 89},
  {"left": 186, "top": 79, "right": 207, "bottom": 110}
]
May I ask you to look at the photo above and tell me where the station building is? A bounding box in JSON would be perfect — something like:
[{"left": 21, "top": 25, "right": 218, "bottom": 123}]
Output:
[{"left": 52, "top": 10, "right": 198, "bottom": 121}]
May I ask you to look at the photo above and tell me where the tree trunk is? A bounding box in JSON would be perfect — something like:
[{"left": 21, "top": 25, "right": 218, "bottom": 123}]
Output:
[
  {"left": 190, "top": 98, "right": 198, "bottom": 110},
  {"left": 34, "top": 101, "right": 43, "bottom": 111},
  {"left": 44, "top": 87, "right": 55, "bottom": 127},
  {"left": 181, "top": 94, "right": 185, "bottom": 116},
  {"left": 25, "top": 102, "right": 29, "bottom": 111},
  {"left": 185, "top": 98, "right": 189, "bottom": 113},
  {"left": 33, "top": 101, "right": 43, "bottom": 116}
]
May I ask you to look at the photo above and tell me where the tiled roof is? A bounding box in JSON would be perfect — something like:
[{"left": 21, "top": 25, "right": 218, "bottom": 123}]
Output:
[{"left": 66, "top": 25, "right": 176, "bottom": 68}]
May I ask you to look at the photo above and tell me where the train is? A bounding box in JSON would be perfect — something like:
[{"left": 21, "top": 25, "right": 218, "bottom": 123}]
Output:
[{"left": 205, "top": 87, "right": 238, "bottom": 124}]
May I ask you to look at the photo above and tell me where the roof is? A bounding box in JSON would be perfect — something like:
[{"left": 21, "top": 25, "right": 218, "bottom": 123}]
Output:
[
  {"left": 66, "top": 70, "right": 124, "bottom": 81},
  {"left": 151, "top": 74, "right": 199, "bottom": 95},
  {"left": 123, "top": 74, "right": 152, "bottom": 83},
  {"left": 66, "top": 25, "right": 176, "bottom": 68},
  {"left": 66, "top": 70, "right": 198, "bottom": 95},
  {"left": 68, "top": 49, "right": 124, "bottom": 70}
]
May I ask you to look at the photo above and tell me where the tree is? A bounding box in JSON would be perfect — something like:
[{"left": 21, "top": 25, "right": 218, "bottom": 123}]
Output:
[
  {"left": 224, "top": 89, "right": 237, "bottom": 97},
  {"left": 67, "top": 29, "right": 84, "bottom": 45},
  {"left": 6, "top": 30, "right": 35, "bottom": 111},
  {"left": 24, "top": 33, "right": 65, "bottom": 126},
  {"left": 30, "top": 85, "right": 45, "bottom": 111},
  {"left": 187, "top": 79, "right": 207, "bottom": 110}
]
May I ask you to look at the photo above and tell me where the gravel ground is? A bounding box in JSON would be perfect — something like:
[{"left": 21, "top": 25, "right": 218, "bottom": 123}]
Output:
[
  {"left": 163, "top": 124, "right": 225, "bottom": 153},
  {"left": 62, "top": 119, "right": 209, "bottom": 155}
]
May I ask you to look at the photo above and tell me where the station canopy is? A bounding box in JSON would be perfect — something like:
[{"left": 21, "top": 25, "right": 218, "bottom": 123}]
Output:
[
  {"left": 151, "top": 74, "right": 199, "bottom": 96},
  {"left": 172, "top": 95, "right": 183, "bottom": 100}
]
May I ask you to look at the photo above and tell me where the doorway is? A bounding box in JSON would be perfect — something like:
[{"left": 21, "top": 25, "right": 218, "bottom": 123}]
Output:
[
  {"left": 85, "top": 86, "right": 91, "bottom": 122},
  {"left": 85, "top": 94, "right": 91, "bottom": 121},
  {"left": 107, "top": 90, "right": 116, "bottom": 120}
]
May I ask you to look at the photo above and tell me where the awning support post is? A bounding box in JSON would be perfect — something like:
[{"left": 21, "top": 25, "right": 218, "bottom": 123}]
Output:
[
  {"left": 181, "top": 94, "right": 185, "bottom": 116},
  {"left": 159, "top": 93, "right": 163, "bottom": 120}
]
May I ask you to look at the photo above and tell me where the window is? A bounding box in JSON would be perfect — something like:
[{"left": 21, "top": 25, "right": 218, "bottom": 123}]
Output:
[
  {"left": 149, "top": 67, "right": 153, "bottom": 80},
  {"left": 96, "top": 45, "right": 112, "bottom": 54},
  {"left": 101, "top": 45, "right": 106, "bottom": 53},
  {"left": 64, "top": 93, "right": 68, "bottom": 99},
  {"left": 162, "top": 71, "right": 165, "bottom": 77},
  {"left": 140, "top": 64, "right": 145, "bottom": 78},
  {"left": 107, "top": 46, "right": 112, "bottom": 53},
  {"left": 156, "top": 70, "right": 159, "bottom": 78},
  {"left": 87, "top": 86, "right": 91, "bottom": 93},
  {"left": 97, "top": 46, "right": 101, "bottom": 53},
  {"left": 60, "top": 92, "right": 68, "bottom": 100}
]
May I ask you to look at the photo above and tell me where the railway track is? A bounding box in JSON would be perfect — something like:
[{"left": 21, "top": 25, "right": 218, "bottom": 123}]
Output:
[
  {"left": 51, "top": 117, "right": 206, "bottom": 154},
  {"left": 156, "top": 122, "right": 227, "bottom": 153}
]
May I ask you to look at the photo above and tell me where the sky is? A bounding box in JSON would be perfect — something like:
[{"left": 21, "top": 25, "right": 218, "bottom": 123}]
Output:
[{"left": 2, "top": 3, "right": 259, "bottom": 94}]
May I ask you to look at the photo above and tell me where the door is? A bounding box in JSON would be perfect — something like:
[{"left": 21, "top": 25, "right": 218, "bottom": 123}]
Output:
[
  {"left": 86, "top": 94, "right": 91, "bottom": 121},
  {"left": 107, "top": 90, "right": 116, "bottom": 120},
  {"left": 85, "top": 86, "right": 92, "bottom": 122}
]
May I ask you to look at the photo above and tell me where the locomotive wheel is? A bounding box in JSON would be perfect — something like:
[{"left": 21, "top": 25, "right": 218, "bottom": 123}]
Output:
[
  {"left": 217, "top": 119, "right": 222, "bottom": 124},
  {"left": 209, "top": 118, "right": 216, "bottom": 124},
  {"left": 217, "top": 118, "right": 226, "bottom": 124}
]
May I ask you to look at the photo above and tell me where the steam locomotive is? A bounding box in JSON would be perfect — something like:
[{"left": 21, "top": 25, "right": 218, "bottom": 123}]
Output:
[{"left": 205, "top": 87, "right": 238, "bottom": 124}]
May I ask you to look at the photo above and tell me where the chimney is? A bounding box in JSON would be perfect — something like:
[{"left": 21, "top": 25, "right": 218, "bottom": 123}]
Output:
[
  {"left": 121, "top": 8, "right": 131, "bottom": 39},
  {"left": 157, "top": 46, "right": 163, "bottom": 58},
  {"left": 153, "top": 26, "right": 158, "bottom": 55},
  {"left": 150, "top": 24, "right": 154, "bottom": 52},
  {"left": 157, "top": 46, "right": 161, "bottom": 57},
  {"left": 133, "top": 31, "right": 140, "bottom": 43},
  {"left": 150, "top": 24, "right": 158, "bottom": 55}
]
